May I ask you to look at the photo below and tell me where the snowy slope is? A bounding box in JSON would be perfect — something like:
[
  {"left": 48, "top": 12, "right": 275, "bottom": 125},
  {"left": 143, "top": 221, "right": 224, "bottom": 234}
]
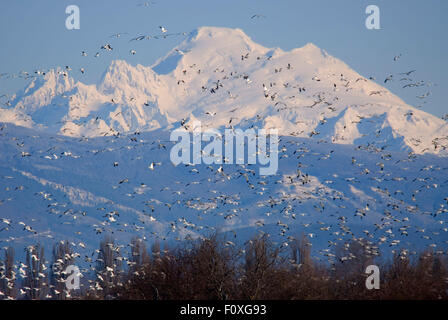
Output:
[{"left": 0, "top": 122, "right": 447, "bottom": 263}]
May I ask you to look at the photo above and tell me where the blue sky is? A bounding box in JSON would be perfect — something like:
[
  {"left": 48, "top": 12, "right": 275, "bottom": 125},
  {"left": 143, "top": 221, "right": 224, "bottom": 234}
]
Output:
[{"left": 0, "top": 0, "right": 447, "bottom": 116}]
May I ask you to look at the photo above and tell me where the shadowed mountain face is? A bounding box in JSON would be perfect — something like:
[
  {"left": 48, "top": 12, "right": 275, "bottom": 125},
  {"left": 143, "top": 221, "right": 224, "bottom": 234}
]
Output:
[
  {"left": 0, "top": 121, "right": 447, "bottom": 263},
  {"left": 0, "top": 27, "right": 447, "bottom": 264}
]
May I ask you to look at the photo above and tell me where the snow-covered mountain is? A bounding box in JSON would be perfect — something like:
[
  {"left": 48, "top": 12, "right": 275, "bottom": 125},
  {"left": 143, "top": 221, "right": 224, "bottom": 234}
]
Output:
[
  {"left": 0, "top": 27, "right": 447, "bottom": 264},
  {"left": 1, "top": 26, "right": 447, "bottom": 154}
]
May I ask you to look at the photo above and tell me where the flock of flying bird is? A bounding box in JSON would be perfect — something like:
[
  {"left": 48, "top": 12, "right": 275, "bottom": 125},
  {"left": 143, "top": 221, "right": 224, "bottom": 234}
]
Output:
[
  {"left": 0, "top": 5, "right": 447, "bottom": 300},
  {"left": 0, "top": 112, "right": 447, "bottom": 298}
]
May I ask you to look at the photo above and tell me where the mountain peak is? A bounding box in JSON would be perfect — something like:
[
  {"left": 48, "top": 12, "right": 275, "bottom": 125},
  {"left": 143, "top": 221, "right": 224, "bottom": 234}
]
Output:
[
  {"left": 301, "top": 42, "right": 321, "bottom": 52},
  {"left": 292, "top": 42, "right": 328, "bottom": 58},
  {"left": 11, "top": 67, "right": 75, "bottom": 114},
  {"left": 37, "top": 67, "right": 75, "bottom": 92},
  {"left": 193, "top": 26, "right": 249, "bottom": 40},
  {"left": 101, "top": 60, "right": 137, "bottom": 80},
  {"left": 99, "top": 59, "right": 157, "bottom": 94},
  {"left": 151, "top": 26, "right": 268, "bottom": 75},
  {"left": 179, "top": 26, "right": 267, "bottom": 53}
]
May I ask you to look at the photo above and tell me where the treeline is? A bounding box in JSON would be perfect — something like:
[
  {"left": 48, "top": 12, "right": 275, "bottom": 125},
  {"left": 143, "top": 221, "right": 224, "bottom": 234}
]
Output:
[{"left": 1, "top": 233, "right": 447, "bottom": 300}]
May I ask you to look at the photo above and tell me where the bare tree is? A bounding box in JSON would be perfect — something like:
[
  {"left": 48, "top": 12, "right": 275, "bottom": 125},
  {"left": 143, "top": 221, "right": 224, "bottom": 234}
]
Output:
[
  {"left": 242, "top": 235, "right": 280, "bottom": 299},
  {"left": 96, "top": 235, "right": 122, "bottom": 297},
  {"left": 129, "top": 237, "right": 150, "bottom": 273},
  {"left": 24, "top": 244, "right": 48, "bottom": 299},
  {"left": 0, "top": 247, "right": 16, "bottom": 299},
  {"left": 50, "top": 241, "right": 74, "bottom": 299}
]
